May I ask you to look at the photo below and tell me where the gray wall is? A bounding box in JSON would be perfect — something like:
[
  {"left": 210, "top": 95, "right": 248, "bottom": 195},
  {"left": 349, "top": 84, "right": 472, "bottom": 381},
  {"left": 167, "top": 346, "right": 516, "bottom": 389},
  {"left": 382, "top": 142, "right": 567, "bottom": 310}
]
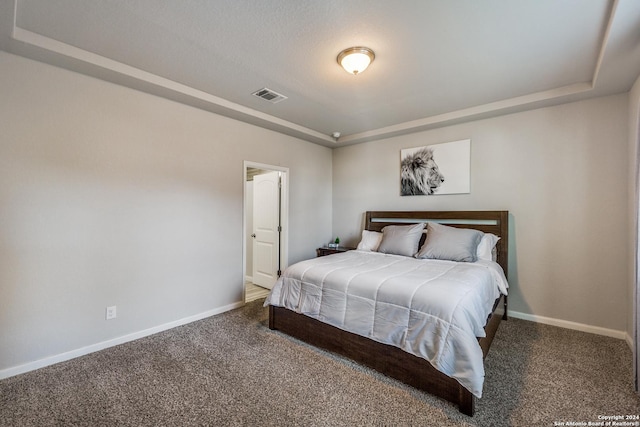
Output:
[
  {"left": 629, "top": 76, "right": 640, "bottom": 341},
  {"left": 0, "top": 52, "right": 332, "bottom": 373},
  {"left": 0, "top": 48, "right": 635, "bottom": 376},
  {"left": 332, "top": 94, "right": 629, "bottom": 334}
]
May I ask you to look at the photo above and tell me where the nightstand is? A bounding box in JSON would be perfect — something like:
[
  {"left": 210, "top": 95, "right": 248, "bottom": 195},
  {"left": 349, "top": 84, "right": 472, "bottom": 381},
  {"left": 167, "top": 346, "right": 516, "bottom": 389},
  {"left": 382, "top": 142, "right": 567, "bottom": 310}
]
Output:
[{"left": 316, "top": 246, "right": 354, "bottom": 257}]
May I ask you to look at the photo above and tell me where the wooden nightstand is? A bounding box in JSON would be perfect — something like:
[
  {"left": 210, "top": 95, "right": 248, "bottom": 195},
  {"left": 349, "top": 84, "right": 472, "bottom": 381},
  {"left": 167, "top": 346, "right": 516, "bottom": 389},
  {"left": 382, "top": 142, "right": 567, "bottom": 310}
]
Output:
[{"left": 316, "top": 246, "right": 354, "bottom": 257}]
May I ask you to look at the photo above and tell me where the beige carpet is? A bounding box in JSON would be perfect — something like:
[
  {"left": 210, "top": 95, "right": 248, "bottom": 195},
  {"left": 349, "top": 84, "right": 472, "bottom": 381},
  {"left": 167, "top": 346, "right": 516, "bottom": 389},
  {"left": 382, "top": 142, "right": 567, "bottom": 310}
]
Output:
[{"left": 1, "top": 299, "right": 638, "bottom": 426}]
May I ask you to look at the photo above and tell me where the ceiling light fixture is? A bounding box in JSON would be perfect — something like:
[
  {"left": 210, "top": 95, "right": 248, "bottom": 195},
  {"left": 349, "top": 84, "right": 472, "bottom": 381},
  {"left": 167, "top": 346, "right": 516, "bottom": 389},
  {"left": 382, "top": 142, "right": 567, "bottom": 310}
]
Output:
[{"left": 337, "top": 47, "right": 375, "bottom": 75}]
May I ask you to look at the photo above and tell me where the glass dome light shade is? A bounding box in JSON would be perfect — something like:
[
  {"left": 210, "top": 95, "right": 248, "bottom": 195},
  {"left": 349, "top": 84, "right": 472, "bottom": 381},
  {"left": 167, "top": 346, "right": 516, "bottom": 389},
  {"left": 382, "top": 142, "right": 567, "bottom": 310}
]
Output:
[{"left": 337, "top": 47, "right": 375, "bottom": 75}]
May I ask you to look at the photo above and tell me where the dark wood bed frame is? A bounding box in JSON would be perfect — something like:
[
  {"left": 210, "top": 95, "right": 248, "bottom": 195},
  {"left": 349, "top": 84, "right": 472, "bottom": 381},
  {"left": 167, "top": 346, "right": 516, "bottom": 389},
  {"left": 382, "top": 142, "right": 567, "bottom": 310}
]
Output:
[{"left": 268, "top": 210, "right": 509, "bottom": 416}]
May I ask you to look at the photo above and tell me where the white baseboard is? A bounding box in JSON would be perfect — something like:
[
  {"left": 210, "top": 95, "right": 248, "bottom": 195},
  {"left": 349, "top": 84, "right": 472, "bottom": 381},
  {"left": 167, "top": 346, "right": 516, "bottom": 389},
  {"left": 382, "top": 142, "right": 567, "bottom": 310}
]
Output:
[
  {"left": 2, "top": 304, "right": 633, "bottom": 380},
  {"left": 509, "top": 310, "right": 628, "bottom": 341},
  {"left": 0, "top": 300, "right": 245, "bottom": 380}
]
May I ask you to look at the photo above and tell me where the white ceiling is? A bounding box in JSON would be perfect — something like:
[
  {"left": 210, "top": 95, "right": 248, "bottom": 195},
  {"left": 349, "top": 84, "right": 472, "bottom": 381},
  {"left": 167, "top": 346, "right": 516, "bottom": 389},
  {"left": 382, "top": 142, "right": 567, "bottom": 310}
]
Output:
[{"left": 1, "top": 0, "right": 640, "bottom": 147}]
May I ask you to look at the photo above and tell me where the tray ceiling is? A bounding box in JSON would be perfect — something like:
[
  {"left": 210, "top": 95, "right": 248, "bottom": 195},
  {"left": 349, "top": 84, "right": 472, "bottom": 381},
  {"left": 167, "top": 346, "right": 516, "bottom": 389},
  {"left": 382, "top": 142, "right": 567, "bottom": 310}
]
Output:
[{"left": 1, "top": 0, "right": 640, "bottom": 146}]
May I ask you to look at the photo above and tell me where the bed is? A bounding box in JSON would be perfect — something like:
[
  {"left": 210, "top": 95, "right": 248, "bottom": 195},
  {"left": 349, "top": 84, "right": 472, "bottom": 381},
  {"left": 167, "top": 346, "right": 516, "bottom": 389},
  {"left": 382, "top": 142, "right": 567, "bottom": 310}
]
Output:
[{"left": 266, "top": 210, "right": 509, "bottom": 416}]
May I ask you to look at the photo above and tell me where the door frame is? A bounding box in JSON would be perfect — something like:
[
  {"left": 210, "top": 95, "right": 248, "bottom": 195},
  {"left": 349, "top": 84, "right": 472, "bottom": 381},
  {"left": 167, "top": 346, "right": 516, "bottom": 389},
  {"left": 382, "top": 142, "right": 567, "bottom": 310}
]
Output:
[{"left": 243, "top": 161, "right": 289, "bottom": 302}]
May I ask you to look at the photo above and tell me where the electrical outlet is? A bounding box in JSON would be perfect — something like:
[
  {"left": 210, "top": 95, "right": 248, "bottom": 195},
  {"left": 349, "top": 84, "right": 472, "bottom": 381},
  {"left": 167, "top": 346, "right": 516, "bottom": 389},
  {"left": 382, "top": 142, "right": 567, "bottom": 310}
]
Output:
[{"left": 106, "top": 306, "right": 117, "bottom": 320}]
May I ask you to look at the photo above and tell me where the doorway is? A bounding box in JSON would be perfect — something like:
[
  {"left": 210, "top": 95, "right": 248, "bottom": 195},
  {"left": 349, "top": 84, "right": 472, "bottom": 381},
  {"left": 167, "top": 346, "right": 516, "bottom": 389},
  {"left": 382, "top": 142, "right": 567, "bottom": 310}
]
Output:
[{"left": 243, "top": 161, "right": 289, "bottom": 303}]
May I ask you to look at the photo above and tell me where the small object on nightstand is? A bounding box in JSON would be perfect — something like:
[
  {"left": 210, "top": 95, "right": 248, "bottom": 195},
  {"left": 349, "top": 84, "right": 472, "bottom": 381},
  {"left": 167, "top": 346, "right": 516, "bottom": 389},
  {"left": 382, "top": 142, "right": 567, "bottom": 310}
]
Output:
[
  {"left": 327, "top": 237, "right": 341, "bottom": 249},
  {"left": 317, "top": 245, "right": 354, "bottom": 257}
]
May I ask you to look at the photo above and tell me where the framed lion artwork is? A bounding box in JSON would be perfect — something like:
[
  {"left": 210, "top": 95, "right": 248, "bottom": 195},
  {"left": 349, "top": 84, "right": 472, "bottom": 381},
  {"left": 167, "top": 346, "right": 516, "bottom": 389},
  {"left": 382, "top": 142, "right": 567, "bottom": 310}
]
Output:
[{"left": 400, "top": 139, "right": 471, "bottom": 196}]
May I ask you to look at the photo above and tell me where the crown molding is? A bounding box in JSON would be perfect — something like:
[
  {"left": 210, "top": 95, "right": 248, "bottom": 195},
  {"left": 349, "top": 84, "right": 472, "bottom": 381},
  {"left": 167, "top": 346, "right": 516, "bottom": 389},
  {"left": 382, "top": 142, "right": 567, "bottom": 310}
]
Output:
[{"left": 0, "top": 0, "right": 619, "bottom": 148}]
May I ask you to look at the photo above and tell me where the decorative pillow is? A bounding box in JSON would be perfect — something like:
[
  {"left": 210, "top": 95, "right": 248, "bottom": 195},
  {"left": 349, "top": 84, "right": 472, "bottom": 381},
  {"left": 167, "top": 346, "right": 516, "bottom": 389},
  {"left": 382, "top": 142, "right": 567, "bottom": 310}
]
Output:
[
  {"left": 356, "top": 230, "right": 383, "bottom": 251},
  {"left": 476, "top": 233, "right": 500, "bottom": 261},
  {"left": 415, "top": 222, "right": 483, "bottom": 262},
  {"left": 377, "top": 223, "right": 426, "bottom": 257}
]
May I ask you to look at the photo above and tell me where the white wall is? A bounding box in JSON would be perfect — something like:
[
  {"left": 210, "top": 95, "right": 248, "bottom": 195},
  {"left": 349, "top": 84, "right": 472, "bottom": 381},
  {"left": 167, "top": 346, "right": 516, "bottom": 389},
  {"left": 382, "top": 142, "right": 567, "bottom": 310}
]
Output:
[
  {"left": 0, "top": 52, "right": 332, "bottom": 374},
  {"left": 332, "top": 94, "right": 629, "bottom": 334}
]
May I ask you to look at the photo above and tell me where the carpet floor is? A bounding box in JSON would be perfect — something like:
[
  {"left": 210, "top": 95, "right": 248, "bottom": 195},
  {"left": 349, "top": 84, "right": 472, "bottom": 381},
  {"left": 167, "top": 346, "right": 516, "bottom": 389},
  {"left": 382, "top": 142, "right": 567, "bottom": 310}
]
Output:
[{"left": 1, "top": 299, "right": 639, "bottom": 426}]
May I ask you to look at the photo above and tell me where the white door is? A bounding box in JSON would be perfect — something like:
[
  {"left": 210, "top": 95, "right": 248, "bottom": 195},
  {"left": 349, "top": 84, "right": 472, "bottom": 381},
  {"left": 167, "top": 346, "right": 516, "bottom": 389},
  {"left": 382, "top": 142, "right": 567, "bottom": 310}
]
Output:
[{"left": 252, "top": 171, "right": 280, "bottom": 289}]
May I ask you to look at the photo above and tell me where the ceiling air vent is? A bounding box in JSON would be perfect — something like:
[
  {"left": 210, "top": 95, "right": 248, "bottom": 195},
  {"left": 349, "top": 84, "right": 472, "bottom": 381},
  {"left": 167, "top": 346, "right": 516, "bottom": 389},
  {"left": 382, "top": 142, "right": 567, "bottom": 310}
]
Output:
[{"left": 252, "top": 88, "right": 288, "bottom": 104}]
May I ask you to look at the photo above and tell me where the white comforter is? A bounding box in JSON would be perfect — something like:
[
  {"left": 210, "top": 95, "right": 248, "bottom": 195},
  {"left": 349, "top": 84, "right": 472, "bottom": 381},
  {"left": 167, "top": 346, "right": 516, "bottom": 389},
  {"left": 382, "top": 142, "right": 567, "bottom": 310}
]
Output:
[{"left": 265, "top": 250, "right": 509, "bottom": 398}]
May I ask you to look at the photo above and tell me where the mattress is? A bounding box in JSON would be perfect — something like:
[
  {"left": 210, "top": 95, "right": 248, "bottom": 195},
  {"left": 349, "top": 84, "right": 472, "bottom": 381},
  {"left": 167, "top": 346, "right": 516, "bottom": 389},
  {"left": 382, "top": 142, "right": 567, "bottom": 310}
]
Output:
[{"left": 265, "top": 249, "right": 509, "bottom": 397}]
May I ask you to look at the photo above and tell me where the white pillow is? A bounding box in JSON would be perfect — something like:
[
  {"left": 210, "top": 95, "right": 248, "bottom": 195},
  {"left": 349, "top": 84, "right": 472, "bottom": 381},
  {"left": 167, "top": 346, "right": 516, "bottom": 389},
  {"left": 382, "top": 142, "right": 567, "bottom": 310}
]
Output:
[
  {"left": 377, "top": 223, "right": 426, "bottom": 257},
  {"left": 477, "top": 233, "right": 500, "bottom": 261},
  {"left": 356, "top": 230, "right": 383, "bottom": 251}
]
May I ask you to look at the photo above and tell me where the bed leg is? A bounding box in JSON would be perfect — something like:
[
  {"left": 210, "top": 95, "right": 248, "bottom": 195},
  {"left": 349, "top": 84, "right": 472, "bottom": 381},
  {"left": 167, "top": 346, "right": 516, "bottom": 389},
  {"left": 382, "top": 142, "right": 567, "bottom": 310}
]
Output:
[
  {"left": 459, "top": 388, "right": 475, "bottom": 416},
  {"left": 268, "top": 305, "right": 276, "bottom": 330},
  {"left": 503, "top": 295, "right": 508, "bottom": 320}
]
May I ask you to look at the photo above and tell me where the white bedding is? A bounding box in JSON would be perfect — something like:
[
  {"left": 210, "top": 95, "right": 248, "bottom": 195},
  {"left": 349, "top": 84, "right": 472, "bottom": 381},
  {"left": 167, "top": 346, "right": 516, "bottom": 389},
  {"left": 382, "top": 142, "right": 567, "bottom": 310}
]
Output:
[{"left": 265, "top": 249, "right": 509, "bottom": 398}]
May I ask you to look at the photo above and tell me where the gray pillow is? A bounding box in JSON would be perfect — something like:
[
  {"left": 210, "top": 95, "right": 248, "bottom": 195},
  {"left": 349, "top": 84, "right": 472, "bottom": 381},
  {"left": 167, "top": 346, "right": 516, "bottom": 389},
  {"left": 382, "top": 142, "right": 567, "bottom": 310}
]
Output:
[
  {"left": 415, "top": 222, "right": 483, "bottom": 262},
  {"left": 377, "top": 223, "right": 426, "bottom": 257}
]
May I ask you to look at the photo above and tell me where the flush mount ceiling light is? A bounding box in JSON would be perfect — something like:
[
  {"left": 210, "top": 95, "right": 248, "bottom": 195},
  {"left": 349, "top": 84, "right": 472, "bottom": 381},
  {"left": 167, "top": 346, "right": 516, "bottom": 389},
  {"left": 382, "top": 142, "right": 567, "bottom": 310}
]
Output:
[{"left": 337, "top": 46, "right": 375, "bottom": 75}]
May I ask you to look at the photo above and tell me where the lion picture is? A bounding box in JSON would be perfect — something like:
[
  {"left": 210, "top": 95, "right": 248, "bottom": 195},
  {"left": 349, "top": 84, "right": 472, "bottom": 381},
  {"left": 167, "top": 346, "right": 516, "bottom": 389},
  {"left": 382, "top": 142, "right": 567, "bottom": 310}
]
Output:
[
  {"left": 400, "top": 139, "right": 470, "bottom": 196},
  {"left": 401, "top": 147, "right": 445, "bottom": 195}
]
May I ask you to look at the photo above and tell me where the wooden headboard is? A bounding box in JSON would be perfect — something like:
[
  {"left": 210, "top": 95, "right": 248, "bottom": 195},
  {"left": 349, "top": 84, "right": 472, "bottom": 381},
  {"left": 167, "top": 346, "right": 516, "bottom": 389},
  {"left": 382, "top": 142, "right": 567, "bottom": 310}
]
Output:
[{"left": 365, "top": 210, "right": 509, "bottom": 276}]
